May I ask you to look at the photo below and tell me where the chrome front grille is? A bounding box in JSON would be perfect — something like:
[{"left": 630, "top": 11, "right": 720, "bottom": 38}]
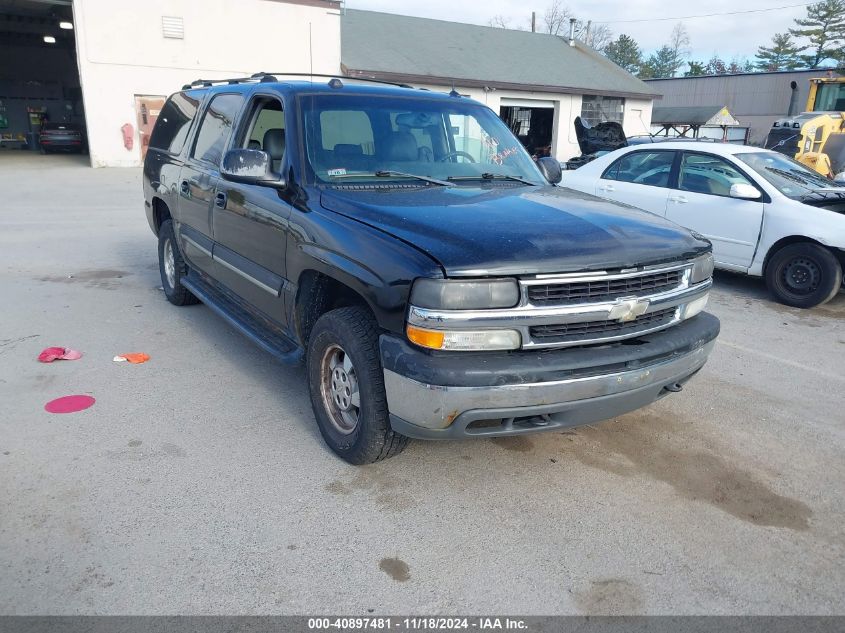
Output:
[
  {"left": 529, "top": 307, "right": 678, "bottom": 344},
  {"left": 527, "top": 270, "right": 684, "bottom": 306},
  {"left": 406, "top": 260, "right": 711, "bottom": 351}
]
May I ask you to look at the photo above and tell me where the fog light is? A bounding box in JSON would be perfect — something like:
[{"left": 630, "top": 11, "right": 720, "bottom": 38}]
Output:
[
  {"left": 680, "top": 294, "right": 709, "bottom": 320},
  {"left": 406, "top": 325, "right": 521, "bottom": 351}
]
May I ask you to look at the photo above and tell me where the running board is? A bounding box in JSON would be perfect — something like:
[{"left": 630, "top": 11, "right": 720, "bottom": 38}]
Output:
[{"left": 181, "top": 273, "right": 303, "bottom": 364}]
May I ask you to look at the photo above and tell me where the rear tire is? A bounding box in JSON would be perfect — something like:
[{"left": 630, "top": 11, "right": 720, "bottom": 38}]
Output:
[
  {"left": 158, "top": 219, "right": 199, "bottom": 306},
  {"left": 765, "top": 242, "right": 842, "bottom": 308},
  {"left": 307, "top": 306, "right": 409, "bottom": 464}
]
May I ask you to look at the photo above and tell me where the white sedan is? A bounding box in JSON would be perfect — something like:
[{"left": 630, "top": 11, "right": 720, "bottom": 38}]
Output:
[{"left": 561, "top": 141, "right": 845, "bottom": 308}]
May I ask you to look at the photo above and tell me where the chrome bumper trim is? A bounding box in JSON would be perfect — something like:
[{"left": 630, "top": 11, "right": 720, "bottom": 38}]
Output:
[{"left": 384, "top": 340, "right": 715, "bottom": 430}]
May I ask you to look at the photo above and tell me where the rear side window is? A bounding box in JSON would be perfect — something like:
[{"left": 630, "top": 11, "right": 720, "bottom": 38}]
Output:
[
  {"left": 602, "top": 151, "right": 675, "bottom": 187},
  {"left": 191, "top": 93, "right": 245, "bottom": 167},
  {"left": 148, "top": 92, "right": 201, "bottom": 154}
]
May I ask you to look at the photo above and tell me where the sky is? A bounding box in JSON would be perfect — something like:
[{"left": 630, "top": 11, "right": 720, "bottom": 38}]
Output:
[{"left": 346, "top": 0, "right": 811, "bottom": 65}]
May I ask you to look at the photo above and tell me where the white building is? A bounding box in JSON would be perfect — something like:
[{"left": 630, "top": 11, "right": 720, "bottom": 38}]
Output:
[
  {"left": 342, "top": 10, "right": 656, "bottom": 162},
  {"left": 0, "top": 0, "right": 655, "bottom": 167}
]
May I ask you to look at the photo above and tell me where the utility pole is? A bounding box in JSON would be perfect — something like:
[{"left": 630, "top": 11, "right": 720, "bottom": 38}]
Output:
[
  {"left": 585, "top": 20, "right": 592, "bottom": 47},
  {"left": 531, "top": 11, "right": 536, "bottom": 33}
]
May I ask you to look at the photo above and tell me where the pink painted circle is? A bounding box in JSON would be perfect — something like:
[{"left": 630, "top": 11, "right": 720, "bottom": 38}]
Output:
[{"left": 44, "top": 395, "right": 96, "bottom": 414}]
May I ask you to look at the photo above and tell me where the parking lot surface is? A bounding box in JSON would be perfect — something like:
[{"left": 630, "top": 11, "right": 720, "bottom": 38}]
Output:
[{"left": 1, "top": 153, "right": 844, "bottom": 615}]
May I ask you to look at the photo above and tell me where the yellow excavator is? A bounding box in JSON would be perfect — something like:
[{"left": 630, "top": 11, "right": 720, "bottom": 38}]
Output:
[{"left": 764, "top": 76, "right": 845, "bottom": 178}]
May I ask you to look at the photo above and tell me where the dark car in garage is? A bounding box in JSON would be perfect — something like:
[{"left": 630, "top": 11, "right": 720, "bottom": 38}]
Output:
[{"left": 38, "top": 122, "right": 85, "bottom": 154}]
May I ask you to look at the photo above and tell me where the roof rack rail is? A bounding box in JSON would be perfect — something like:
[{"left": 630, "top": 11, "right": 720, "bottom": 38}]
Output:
[
  {"left": 180, "top": 72, "right": 415, "bottom": 91},
  {"left": 261, "top": 72, "right": 415, "bottom": 89}
]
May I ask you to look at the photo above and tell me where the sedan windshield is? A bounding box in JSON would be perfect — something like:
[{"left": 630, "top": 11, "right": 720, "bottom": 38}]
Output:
[
  {"left": 736, "top": 151, "right": 840, "bottom": 198},
  {"left": 300, "top": 93, "right": 545, "bottom": 186}
]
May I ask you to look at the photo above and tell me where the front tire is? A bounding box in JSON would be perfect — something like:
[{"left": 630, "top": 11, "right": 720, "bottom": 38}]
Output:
[
  {"left": 307, "top": 306, "right": 409, "bottom": 464},
  {"left": 158, "top": 219, "right": 199, "bottom": 306},
  {"left": 765, "top": 242, "right": 842, "bottom": 308}
]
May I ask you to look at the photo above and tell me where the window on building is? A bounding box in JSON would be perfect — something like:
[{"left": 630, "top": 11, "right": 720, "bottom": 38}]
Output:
[
  {"left": 191, "top": 93, "right": 244, "bottom": 167},
  {"left": 148, "top": 91, "right": 201, "bottom": 154},
  {"left": 581, "top": 95, "right": 625, "bottom": 126}
]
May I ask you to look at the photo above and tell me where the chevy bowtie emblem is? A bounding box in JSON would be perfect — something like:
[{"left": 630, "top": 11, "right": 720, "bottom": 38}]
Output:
[{"left": 608, "top": 297, "right": 650, "bottom": 323}]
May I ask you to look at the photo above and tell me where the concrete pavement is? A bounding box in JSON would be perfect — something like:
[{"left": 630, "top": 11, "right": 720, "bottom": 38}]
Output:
[{"left": 1, "top": 152, "right": 844, "bottom": 615}]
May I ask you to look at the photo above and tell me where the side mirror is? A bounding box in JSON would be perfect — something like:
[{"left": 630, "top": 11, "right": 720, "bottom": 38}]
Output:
[
  {"left": 729, "top": 183, "right": 761, "bottom": 200},
  {"left": 220, "top": 149, "right": 285, "bottom": 187},
  {"left": 537, "top": 156, "right": 562, "bottom": 185}
]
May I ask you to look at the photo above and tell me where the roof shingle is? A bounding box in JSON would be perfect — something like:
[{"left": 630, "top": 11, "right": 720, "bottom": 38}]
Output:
[{"left": 341, "top": 9, "right": 657, "bottom": 99}]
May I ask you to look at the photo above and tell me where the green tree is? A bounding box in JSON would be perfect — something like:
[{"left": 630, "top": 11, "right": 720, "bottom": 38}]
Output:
[
  {"left": 640, "top": 46, "right": 678, "bottom": 78},
  {"left": 604, "top": 34, "right": 643, "bottom": 73},
  {"left": 685, "top": 60, "right": 707, "bottom": 76},
  {"left": 755, "top": 33, "right": 805, "bottom": 70},
  {"left": 789, "top": 0, "right": 845, "bottom": 68},
  {"left": 637, "top": 23, "right": 691, "bottom": 78}
]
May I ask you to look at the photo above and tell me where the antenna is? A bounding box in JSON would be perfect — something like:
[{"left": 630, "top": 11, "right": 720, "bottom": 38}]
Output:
[{"left": 309, "top": 22, "right": 314, "bottom": 83}]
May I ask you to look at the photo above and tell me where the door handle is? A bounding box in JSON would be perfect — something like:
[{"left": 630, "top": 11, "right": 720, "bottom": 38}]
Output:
[
  {"left": 669, "top": 195, "right": 688, "bottom": 204},
  {"left": 180, "top": 180, "right": 190, "bottom": 195},
  {"left": 598, "top": 184, "right": 615, "bottom": 192},
  {"left": 215, "top": 192, "right": 228, "bottom": 209}
]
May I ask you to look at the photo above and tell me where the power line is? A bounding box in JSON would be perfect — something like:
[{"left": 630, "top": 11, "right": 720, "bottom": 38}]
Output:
[{"left": 593, "top": 2, "right": 811, "bottom": 24}]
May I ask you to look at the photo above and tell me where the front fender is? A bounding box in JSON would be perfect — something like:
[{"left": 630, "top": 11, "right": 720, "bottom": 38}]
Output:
[{"left": 285, "top": 205, "right": 443, "bottom": 335}]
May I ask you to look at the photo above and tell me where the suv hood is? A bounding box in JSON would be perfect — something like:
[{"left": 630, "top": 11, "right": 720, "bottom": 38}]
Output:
[
  {"left": 319, "top": 185, "right": 710, "bottom": 277},
  {"left": 574, "top": 116, "right": 628, "bottom": 155}
]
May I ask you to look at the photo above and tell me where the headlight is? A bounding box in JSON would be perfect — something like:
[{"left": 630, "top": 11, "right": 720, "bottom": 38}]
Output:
[
  {"left": 410, "top": 278, "right": 519, "bottom": 310},
  {"left": 406, "top": 325, "right": 521, "bottom": 351},
  {"left": 690, "top": 253, "right": 714, "bottom": 284},
  {"left": 680, "top": 294, "right": 709, "bottom": 320}
]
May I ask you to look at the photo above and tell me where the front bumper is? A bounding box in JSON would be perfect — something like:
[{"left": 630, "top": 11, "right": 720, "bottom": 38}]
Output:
[{"left": 381, "top": 312, "right": 719, "bottom": 439}]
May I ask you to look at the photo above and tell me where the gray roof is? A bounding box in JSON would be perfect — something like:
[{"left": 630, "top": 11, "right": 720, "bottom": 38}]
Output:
[
  {"left": 341, "top": 10, "right": 657, "bottom": 99},
  {"left": 651, "top": 105, "right": 740, "bottom": 126}
]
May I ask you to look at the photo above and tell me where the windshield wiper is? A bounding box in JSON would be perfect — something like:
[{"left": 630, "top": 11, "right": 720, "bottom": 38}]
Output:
[
  {"left": 764, "top": 165, "right": 818, "bottom": 186},
  {"left": 447, "top": 173, "right": 535, "bottom": 185},
  {"left": 327, "top": 170, "right": 452, "bottom": 186},
  {"left": 375, "top": 170, "right": 453, "bottom": 186}
]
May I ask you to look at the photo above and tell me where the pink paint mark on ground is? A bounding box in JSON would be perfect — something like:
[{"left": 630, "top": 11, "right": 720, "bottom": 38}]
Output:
[{"left": 44, "top": 395, "right": 95, "bottom": 414}]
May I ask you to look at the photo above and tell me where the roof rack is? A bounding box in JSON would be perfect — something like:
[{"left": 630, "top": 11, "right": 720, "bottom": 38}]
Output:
[{"left": 181, "top": 72, "right": 415, "bottom": 91}]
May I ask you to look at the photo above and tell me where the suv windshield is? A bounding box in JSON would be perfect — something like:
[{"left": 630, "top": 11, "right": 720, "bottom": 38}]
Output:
[
  {"left": 736, "top": 151, "right": 840, "bottom": 198},
  {"left": 301, "top": 93, "right": 545, "bottom": 186}
]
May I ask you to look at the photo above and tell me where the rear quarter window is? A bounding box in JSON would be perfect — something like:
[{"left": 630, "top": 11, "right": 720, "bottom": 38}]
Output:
[{"left": 148, "top": 91, "right": 201, "bottom": 155}]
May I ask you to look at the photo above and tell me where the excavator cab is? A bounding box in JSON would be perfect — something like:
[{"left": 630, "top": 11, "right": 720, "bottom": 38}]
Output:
[{"left": 764, "top": 76, "right": 845, "bottom": 178}]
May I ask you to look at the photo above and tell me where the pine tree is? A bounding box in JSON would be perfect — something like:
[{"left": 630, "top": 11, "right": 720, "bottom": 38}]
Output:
[
  {"left": 640, "top": 46, "right": 679, "bottom": 78},
  {"left": 789, "top": 0, "right": 845, "bottom": 68},
  {"left": 685, "top": 61, "right": 706, "bottom": 76},
  {"left": 604, "top": 34, "right": 643, "bottom": 74},
  {"left": 755, "top": 33, "right": 805, "bottom": 70}
]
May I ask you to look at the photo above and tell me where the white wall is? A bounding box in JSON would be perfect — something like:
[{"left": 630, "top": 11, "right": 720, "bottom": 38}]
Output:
[
  {"left": 413, "top": 84, "right": 653, "bottom": 162},
  {"left": 73, "top": 0, "right": 341, "bottom": 167},
  {"left": 623, "top": 98, "right": 653, "bottom": 140}
]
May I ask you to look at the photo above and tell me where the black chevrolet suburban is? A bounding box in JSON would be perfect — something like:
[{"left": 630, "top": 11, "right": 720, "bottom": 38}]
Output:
[{"left": 143, "top": 74, "right": 719, "bottom": 464}]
